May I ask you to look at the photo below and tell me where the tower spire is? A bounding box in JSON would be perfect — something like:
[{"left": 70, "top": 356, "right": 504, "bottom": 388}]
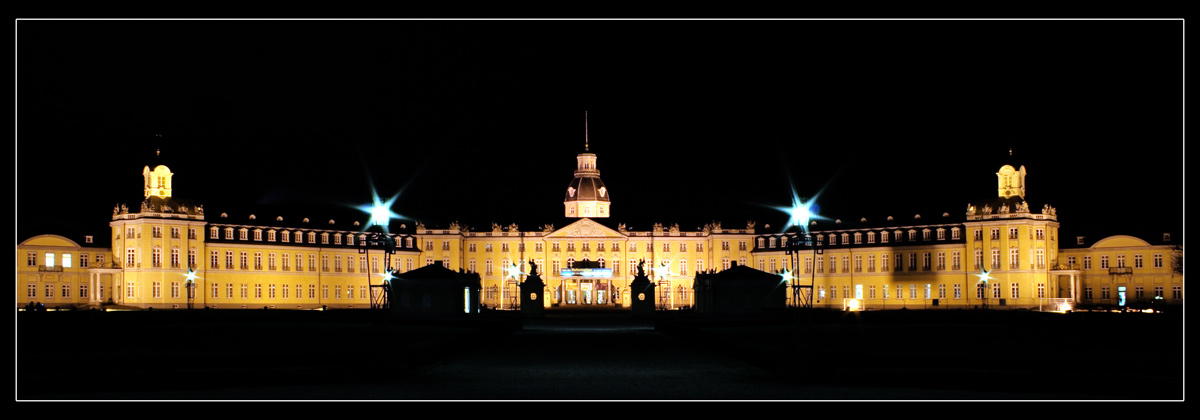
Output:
[{"left": 584, "top": 110, "right": 589, "bottom": 152}]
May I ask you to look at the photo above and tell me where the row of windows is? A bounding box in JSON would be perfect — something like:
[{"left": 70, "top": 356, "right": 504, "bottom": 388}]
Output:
[
  {"left": 26, "top": 283, "right": 98, "bottom": 299},
  {"left": 209, "top": 226, "right": 414, "bottom": 248},
  {"left": 1083, "top": 286, "right": 1182, "bottom": 300},
  {"left": 124, "top": 227, "right": 198, "bottom": 240},
  {"left": 207, "top": 283, "right": 369, "bottom": 300},
  {"left": 122, "top": 247, "right": 197, "bottom": 269},
  {"left": 761, "top": 228, "right": 963, "bottom": 249},
  {"left": 462, "top": 257, "right": 739, "bottom": 277},
  {"left": 25, "top": 252, "right": 106, "bottom": 268},
  {"left": 772, "top": 250, "right": 1027, "bottom": 273},
  {"left": 767, "top": 248, "right": 1054, "bottom": 273},
  {"left": 207, "top": 250, "right": 412, "bottom": 273},
  {"left": 56, "top": 282, "right": 375, "bottom": 301},
  {"left": 1066, "top": 254, "right": 1166, "bottom": 270},
  {"left": 812, "top": 282, "right": 1044, "bottom": 301},
  {"left": 974, "top": 228, "right": 1050, "bottom": 241},
  {"left": 452, "top": 240, "right": 745, "bottom": 253}
]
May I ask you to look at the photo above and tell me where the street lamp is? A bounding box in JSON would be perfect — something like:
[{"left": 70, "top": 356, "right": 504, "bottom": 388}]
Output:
[
  {"left": 357, "top": 188, "right": 405, "bottom": 310},
  {"left": 183, "top": 269, "right": 200, "bottom": 309},
  {"left": 777, "top": 192, "right": 822, "bottom": 309},
  {"left": 975, "top": 268, "right": 993, "bottom": 309}
]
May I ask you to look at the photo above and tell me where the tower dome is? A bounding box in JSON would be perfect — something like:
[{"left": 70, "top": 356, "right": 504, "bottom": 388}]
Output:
[{"left": 564, "top": 113, "right": 610, "bottom": 218}]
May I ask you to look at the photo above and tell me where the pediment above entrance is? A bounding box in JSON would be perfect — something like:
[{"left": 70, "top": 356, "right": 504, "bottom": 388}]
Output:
[{"left": 546, "top": 218, "right": 626, "bottom": 239}]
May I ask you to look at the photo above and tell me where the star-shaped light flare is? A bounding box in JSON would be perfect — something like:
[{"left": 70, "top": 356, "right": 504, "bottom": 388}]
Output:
[
  {"left": 378, "top": 268, "right": 396, "bottom": 283},
  {"left": 975, "top": 268, "right": 993, "bottom": 284},
  {"left": 183, "top": 269, "right": 201, "bottom": 283},
  {"left": 773, "top": 189, "right": 823, "bottom": 233},
  {"left": 780, "top": 267, "right": 794, "bottom": 284},
  {"left": 357, "top": 188, "right": 404, "bottom": 233},
  {"left": 505, "top": 262, "right": 524, "bottom": 279}
]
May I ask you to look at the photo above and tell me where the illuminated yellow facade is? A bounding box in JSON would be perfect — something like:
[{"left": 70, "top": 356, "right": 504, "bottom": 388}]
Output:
[
  {"left": 17, "top": 234, "right": 115, "bottom": 309},
  {"left": 751, "top": 161, "right": 1181, "bottom": 312},
  {"left": 15, "top": 147, "right": 1181, "bottom": 312},
  {"left": 1057, "top": 234, "right": 1182, "bottom": 310}
]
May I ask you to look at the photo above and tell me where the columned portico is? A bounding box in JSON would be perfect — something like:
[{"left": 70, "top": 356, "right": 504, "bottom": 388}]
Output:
[{"left": 86, "top": 268, "right": 121, "bottom": 307}]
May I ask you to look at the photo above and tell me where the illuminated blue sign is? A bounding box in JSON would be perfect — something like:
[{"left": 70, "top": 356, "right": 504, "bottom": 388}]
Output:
[{"left": 561, "top": 268, "right": 613, "bottom": 277}]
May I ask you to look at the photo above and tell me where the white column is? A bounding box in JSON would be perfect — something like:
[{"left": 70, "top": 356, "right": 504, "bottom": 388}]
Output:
[{"left": 89, "top": 272, "right": 98, "bottom": 303}]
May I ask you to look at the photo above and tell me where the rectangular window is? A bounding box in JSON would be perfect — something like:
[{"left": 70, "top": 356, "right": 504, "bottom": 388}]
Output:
[{"left": 171, "top": 282, "right": 179, "bottom": 298}]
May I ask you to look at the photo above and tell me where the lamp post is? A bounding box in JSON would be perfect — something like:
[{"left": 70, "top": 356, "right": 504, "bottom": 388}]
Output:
[
  {"left": 785, "top": 230, "right": 822, "bottom": 309},
  {"left": 357, "top": 189, "right": 404, "bottom": 310},
  {"left": 975, "top": 268, "right": 992, "bottom": 310},
  {"left": 778, "top": 193, "right": 821, "bottom": 309},
  {"left": 183, "top": 269, "right": 199, "bottom": 309}
]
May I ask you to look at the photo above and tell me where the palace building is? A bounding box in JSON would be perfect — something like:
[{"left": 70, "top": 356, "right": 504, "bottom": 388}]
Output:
[{"left": 16, "top": 141, "right": 1182, "bottom": 312}]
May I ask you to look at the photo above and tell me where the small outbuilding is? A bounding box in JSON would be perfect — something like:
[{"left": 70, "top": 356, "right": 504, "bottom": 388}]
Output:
[
  {"left": 693, "top": 262, "right": 787, "bottom": 315},
  {"left": 390, "top": 261, "right": 481, "bottom": 316}
]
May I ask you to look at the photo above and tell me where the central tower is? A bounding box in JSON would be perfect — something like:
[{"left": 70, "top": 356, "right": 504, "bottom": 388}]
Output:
[{"left": 564, "top": 112, "right": 610, "bottom": 218}]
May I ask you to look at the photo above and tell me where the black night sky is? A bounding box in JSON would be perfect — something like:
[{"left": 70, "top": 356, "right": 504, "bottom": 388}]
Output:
[{"left": 16, "top": 19, "right": 1184, "bottom": 245}]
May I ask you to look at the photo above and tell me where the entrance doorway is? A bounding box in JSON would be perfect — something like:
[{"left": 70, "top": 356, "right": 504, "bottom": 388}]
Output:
[{"left": 560, "top": 278, "right": 611, "bottom": 306}]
